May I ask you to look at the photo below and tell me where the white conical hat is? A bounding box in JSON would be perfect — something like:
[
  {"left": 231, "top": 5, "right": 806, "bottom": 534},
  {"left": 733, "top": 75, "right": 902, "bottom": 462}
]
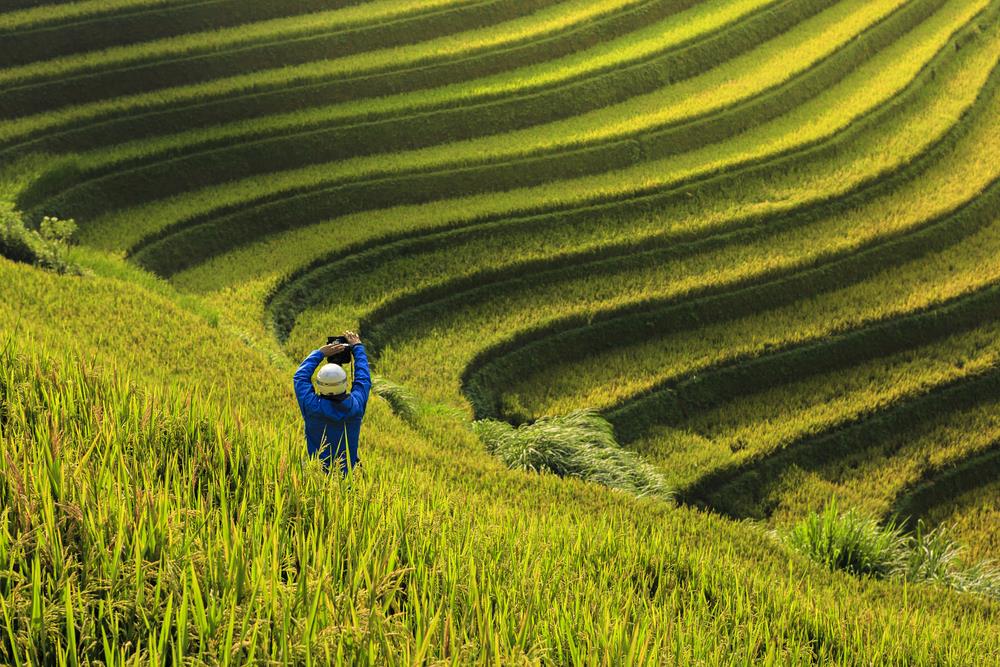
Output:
[{"left": 316, "top": 363, "right": 349, "bottom": 396}]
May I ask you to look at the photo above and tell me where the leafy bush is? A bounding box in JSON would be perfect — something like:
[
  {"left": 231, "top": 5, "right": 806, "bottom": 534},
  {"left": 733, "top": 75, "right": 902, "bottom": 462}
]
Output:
[
  {"left": 788, "top": 503, "right": 1000, "bottom": 600},
  {"left": 786, "top": 500, "right": 906, "bottom": 578},
  {"left": 473, "top": 409, "right": 672, "bottom": 501},
  {"left": 0, "top": 203, "right": 79, "bottom": 274}
]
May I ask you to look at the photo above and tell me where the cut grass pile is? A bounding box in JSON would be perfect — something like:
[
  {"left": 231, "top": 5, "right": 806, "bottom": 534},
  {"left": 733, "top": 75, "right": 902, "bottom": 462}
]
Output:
[{"left": 473, "top": 410, "right": 672, "bottom": 501}]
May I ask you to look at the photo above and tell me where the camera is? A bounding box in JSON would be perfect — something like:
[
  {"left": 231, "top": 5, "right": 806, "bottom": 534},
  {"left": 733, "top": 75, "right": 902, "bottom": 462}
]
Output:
[{"left": 326, "top": 335, "right": 353, "bottom": 365}]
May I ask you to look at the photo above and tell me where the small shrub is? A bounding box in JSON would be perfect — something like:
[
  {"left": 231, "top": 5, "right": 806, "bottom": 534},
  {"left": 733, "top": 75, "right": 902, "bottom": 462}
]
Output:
[
  {"left": 473, "top": 409, "right": 672, "bottom": 501},
  {"left": 786, "top": 500, "right": 905, "bottom": 578},
  {"left": 0, "top": 203, "right": 79, "bottom": 274}
]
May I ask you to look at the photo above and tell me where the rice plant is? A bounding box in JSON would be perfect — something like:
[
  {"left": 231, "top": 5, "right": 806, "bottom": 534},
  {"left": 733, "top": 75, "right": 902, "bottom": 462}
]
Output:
[
  {"left": 896, "top": 521, "right": 1000, "bottom": 599},
  {"left": 786, "top": 501, "right": 906, "bottom": 578},
  {"left": 787, "top": 504, "right": 1000, "bottom": 600}
]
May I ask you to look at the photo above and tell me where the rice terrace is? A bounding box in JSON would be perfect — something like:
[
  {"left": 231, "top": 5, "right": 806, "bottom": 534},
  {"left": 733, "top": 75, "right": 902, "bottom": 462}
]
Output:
[{"left": 2, "top": 0, "right": 1000, "bottom": 663}]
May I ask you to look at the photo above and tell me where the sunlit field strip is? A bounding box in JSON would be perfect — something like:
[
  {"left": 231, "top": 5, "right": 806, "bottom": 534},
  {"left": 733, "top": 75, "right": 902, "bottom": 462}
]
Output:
[
  {"left": 0, "top": 0, "right": 719, "bottom": 143},
  {"left": 283, "top": 39, "right": 1000, "bottom": 360},
  {"left": 497, "top": 206, "right": 1000, "bottom": 419},
  {"left": 13, "top": 0, "right": 767, "bottom": 212},
  {"left": 305, "top": 144, "right": 1000, "bottom": 417},
  {"left": 52, "top": 0, "right": 921, "bottom": 233},
  {"left": 46, "top": 0, "right": 778, "bottom": 177},
  {"left": 264, "top": 21, "right": 998, "bottom": 341},
  {"left": 0, "top": 0, "right": 646, "bottom": 85},
  {"left": 17, "top": 0, "right": 844, "bottom": 206},
  {"left": 764, "top": 397, "right": 1000, "bottom": 526},
  {"left": 170, "top": 7, "right": 998, "bottom": 293},
  {"left": 117, "top": 0, "right": 903, "bottom": 205}
]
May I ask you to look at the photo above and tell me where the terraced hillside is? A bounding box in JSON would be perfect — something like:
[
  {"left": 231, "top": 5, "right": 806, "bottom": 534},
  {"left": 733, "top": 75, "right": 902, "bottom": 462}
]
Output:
[{"left": 2, "top": 0, "right": 1000, "bottom": 662}]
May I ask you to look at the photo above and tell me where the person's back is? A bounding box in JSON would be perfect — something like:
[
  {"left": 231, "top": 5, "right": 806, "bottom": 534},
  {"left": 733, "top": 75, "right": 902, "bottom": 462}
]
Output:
[{"left": 293, "top": 332, "right": 372, "bottom": 474}]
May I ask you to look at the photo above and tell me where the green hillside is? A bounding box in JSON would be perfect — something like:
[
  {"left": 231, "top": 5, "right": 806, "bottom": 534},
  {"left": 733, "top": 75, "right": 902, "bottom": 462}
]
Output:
[{"left": 2, "top": 0, "right": 999, "bottom": 663}]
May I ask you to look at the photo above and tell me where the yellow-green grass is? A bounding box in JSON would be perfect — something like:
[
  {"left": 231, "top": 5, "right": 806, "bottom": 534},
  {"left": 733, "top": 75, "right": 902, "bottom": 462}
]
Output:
[
  {"left": 761, "top": 398, "right": 1000, "bottom": 529},
  {"left": 653, "top": 324, "right": 1000, "bottom": 488},
  {"left": 184, "top": 12, "right": 999, "bottom": 304},
  {"left": 0, "top": 1, "right": 394, "bottom": 72},
  {"left": 6, "top": 258, "right": 999, "bottom": 662},
  {"left": 35, "top": 0, "right": 777, "bottom": 176},
  {"left": 98, "top": 0, "right": 981, "bottom": 269},
  {"left": 283, "top": 44, "right": 1000, "bottom": 351},
  {"left": 922, "top": 479, "right": 1000, "bottom": 562},
  {"left": 496, "top": 202, "right": 1000, "bottom": 419},
  {"left": 0, "top": 0, "right": 642, "bottom": 88}
]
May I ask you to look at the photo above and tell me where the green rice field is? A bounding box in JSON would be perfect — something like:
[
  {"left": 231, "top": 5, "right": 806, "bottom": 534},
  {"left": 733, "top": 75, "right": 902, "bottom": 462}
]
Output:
[{"left": 1, "top": 0, "right": 999, "bottom": 663}]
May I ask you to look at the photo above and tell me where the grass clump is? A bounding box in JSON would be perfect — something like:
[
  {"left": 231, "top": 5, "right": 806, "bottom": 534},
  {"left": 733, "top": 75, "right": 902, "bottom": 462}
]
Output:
[
  {"left": 473, "top": 409, "right": 672, "bottom": 501},
  {"left": 899, "top": 521, "right": 1000, "bottom": 598},
  {"left": 0, "top": 203, "right": 79, "bottom": 274},
  {"left": 787, "top": 500, "right": 906, "bottom": 577},
  {"left": 788, "top": 501, "right": 1000, "bottom": 600}
]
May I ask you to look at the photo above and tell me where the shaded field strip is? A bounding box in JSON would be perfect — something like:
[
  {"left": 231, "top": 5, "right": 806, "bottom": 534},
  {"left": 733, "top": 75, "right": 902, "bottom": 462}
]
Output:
[
  {"left": 0, "top": 0, "right": 749, "bottom": 155},
  {"left": 605, "top": 283, "right": 1000, "bottom": 444},
  {"left": 889, "top": 442, "right": 1000, "bottom": 527},
  {"left": 0, "top": 0, "right": 369, "bottom": 67},
  {"left": 7, "top": 3, "right": 808, "bottom": 198},
  {"left": 0, "top": 0, "right": 542, "bottom": 86},
  {"left": 268, "top": 25, "right": 998, "bottom": 344},
  {"left": 118, "top": 0, "right": 948, "bottom": 277},
  {"left": 0, "top": 0, "right": 584, "bottom": 119},
  {"left": 458, "top": 179, "right": 1000, "bottom": 420},
  {"left": 682, "top": 366, "right": 1000, "bottom": 520}
]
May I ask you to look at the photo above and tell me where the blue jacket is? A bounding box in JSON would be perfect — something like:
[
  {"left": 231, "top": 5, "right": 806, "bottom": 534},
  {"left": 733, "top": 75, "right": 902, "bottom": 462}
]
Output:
[{"left": 293, "top": 345, "right": 372, "bottom": 474}]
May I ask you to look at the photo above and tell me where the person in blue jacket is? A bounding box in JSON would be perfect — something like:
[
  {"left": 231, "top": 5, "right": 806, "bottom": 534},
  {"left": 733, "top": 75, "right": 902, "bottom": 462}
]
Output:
[{"left": 293, "top": 331, "right": 372, "bottom": 474}]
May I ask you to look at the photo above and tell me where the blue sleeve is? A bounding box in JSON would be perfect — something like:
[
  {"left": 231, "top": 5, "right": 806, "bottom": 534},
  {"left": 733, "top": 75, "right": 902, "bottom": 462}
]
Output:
[
  {"left": 294, "top": 350, "right": 325, "bottom": 406},
  {"left": 348, "top": 344, "right": 373, "bottom": 416}
]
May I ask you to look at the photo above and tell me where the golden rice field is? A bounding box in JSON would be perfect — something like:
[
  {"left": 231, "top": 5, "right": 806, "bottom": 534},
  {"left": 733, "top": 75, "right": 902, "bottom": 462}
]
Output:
[{"left": 1, "top": 0, "right": 999, "bottom": 663}]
